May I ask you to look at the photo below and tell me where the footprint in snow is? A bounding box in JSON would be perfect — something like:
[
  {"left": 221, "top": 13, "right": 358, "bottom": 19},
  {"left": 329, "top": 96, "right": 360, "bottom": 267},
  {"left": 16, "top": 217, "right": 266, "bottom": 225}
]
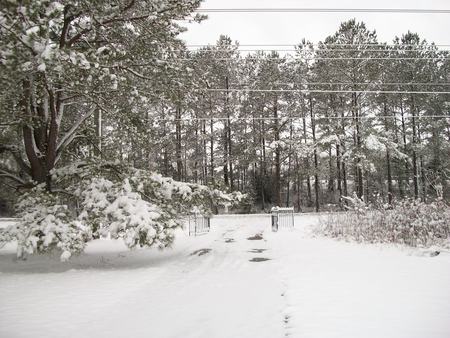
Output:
[
  {"left": 190, "top": 248, "right": 211, "bottom": 256},
  {"left": 249, "top": 257, "right": 271, "bottom": 262},
  {"left": 247, "top": 233, "right": 263, "bottom": 241},
  {"left": 248, "top": 248, "right": 267, "bottom": 253}
]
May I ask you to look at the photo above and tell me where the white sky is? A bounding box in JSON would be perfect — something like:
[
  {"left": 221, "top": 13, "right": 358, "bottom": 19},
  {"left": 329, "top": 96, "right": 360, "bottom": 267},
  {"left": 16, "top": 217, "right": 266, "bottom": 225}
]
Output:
[{"left": 180, "top": 0, "right": 450, "bottom": 48}]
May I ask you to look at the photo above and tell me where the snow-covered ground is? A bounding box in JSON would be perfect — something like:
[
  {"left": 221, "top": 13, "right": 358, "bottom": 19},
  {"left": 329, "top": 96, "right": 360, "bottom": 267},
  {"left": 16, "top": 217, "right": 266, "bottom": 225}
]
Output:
[
  {"left": 1, "top": 214, "right": 449, "bottom": 338},
  {"left": 0, "top": 218, "right": 17, "bottom": 229}
]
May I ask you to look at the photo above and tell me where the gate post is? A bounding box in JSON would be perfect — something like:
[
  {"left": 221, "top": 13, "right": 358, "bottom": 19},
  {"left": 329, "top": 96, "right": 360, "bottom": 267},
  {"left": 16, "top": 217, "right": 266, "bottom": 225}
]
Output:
[
  {"left": 271, "top": 207, "right": 279, "bottom": 232},
  {"left": 194, "top": 213, "right": 197, "bottom": 236}
]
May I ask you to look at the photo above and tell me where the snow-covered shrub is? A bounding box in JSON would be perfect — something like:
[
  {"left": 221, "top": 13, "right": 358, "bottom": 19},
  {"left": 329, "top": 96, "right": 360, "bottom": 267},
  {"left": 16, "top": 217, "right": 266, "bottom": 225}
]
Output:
[
  {"left": 320, "top": 198, "right": 450, "bottom": 248},
  {"left": 0, "top": 161, "right": 245, "bottom": 261},
  {"left": 341, "top": 193, "right": 369, "bottom": 216},
  {"left": 0, "top": 186, "right": 90, "bottom": 261}
]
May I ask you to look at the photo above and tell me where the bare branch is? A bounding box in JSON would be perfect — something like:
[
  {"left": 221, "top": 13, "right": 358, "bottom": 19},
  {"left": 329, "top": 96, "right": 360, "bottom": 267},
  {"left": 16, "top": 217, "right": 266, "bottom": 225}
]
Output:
[
  {"left": 0, "top": 168, "right": 26, "bottom": 185},
  {"left": 0, "top": 121, "right": 21, "bottom": 126},
  {"left": 56, "top": 107, "right": 96, "bottom": 161},
  {"left": 120, "top": 66, "right": 153, "bottom": 81}
]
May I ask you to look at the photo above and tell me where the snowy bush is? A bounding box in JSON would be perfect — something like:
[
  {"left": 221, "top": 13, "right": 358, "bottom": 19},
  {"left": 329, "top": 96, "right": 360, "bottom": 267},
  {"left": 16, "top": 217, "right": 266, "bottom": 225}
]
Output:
[
  {"left": 320, "top": 197, "right": 450, "bottom": 248},
  {"left": 0, "top": 186, "right": 90, "bottom": 261},
  {"left": 0, "top": 161, "right": 245, "bottom": 261}
]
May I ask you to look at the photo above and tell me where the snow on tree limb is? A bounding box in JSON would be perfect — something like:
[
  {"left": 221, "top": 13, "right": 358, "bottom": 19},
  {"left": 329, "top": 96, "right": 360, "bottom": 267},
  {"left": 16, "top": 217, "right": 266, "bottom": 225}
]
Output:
[
  {"left": 0, "top": 161, "right": 245, "bottom": 261},
  {"left": 56, "top": 107, "right": 96, "bottom": 157}
]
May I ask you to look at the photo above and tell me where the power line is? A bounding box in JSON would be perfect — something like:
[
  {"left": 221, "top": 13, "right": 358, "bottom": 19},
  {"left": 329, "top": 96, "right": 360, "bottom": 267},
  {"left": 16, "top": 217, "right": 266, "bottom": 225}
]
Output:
[
  {"left": 123, "top": 56, "right": 449, "bottom": 68},
  {"left": 201, "top": 89, "right": 450, "bottom": 94},
  {"left": 195, "top": 8, "right": 450, "bottom": 14},
  {"left": 185, "top": 48, "right": 450, "bottom": 53},
  {"left": 145, "top": 57, "right": 449, "bottom": 66},
  {"left": 186, "top": 43, "right": 450, "bottom": 48},
  {"left": 150, "top": 115, "right": 450, "bottom": 122},
  {"left": 232, "top": 82, "right": 450, "bottom": 87},
  {"left": 176, "top": 57, "right": 449, "bottom": 61}
]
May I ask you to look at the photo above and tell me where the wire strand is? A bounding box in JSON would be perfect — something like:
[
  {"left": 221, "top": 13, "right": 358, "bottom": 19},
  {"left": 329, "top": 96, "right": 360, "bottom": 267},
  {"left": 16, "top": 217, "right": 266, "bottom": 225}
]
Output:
[
  {"left": 236, "top": 82, "right": 450, "bottom": 87},
  {"left": 185, "top": 48, "right": 450, "bottom": 53},
  {"left": 200, "top": 89, "right": 450, "bottom": 94},
  {"left": 195, "top": 8, "right": 450, "bottom": 14},
  {"left": 149, "top": 115, "right": 450, "bottom": 122},
  {"left": 174, "top": 57, "right": 449, "bottom": 61},
  {"left": 185, "top": 43, "right": 450, "bottom": 48}
]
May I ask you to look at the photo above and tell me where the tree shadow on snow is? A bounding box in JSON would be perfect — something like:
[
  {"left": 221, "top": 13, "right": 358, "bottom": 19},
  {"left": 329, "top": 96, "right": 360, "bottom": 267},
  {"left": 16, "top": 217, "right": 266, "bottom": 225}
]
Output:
[{"left": 0, "top": 243, "right": 190, "bottom": 274}]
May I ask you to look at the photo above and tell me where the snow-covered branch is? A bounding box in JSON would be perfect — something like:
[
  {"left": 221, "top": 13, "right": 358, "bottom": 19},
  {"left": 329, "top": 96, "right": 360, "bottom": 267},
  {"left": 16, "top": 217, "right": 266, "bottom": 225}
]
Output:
[{"left": 56, "top": 107, "right": 96, "bottom": 160}]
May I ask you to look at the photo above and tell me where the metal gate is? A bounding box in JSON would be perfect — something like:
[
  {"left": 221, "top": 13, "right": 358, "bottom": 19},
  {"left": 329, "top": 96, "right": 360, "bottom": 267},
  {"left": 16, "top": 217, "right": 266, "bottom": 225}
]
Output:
[
  {"left": 188, "top": 213, "right": 211, "bottom": 236},
  {"left": 271, "top": 207, "right": 294, "bottom": 232}
]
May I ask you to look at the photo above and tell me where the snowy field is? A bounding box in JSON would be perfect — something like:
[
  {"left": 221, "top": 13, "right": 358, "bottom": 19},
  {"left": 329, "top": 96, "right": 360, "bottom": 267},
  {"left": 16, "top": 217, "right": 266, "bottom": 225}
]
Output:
[{"left": 1, "top": 214, "right": 449, "bottom": 338}]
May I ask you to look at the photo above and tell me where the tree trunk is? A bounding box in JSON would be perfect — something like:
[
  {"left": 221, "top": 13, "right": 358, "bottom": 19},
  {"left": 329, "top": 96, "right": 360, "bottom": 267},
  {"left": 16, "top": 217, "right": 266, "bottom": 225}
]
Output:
[
  {"left": 400, "top": 101, "right": 410, "bottom": 193},
  {"left": 417, "top": 125, "right": 426, "bottom": 201},
  {"left": 94, "top": 109, "right": 102, "bottom": 158},
  {"left": 302, "top": 102, "right": 313, "bottom": 206},
  {"left": 273, "top": 95, "right": 281, "bottom": 207},
  {"left": 410, "top": 96, "right": 419, "bottom": 199},
  {"left": 175, "top": 104, "right": 183, "bottom": 181},
  {"left": 295, "top": 155, "right": 302, "bottom": 212},
  {"left": 383, "top": 101, "right": 393, "bottom": 204},
  {"left": 286, "top": 119, "right": 293, "bottom": 207},
  {"left": 309, "top": 97, "right": 320, "bottom": 212},
  {"left": 260, "top": 119, "right": 267, "bottom": 210},
  {"left": 21, "top": 77, "right": 61, "bottom": 190},
  {"left": 327, "top": 146, "right": 334, "bottom": 193},
  {"left": 225, "top": 76, "right": 234, "bottom": 190},
  {"left": 353, "top": 92, "right": 363, "bottom": 199},
  {"left": 392, "top": 107, "right": 404, "bottom": 198},
  {"left": 210, "top": 118, "right": 215, "bottom": 186},
  {"left": 223, "top": 123, "right": 229, "bottom": 186},
  {"left": 340, "top": 106, "right": 348, "bottom": 198},
  {"left": 202, "top": 120, "right": 208, "bottom": 184},
  {"left": 336, "top": 143, "right": 342, "bottom": 199},
  {"left": 194, "top": 118, "right": 199, "bottom": 183}
]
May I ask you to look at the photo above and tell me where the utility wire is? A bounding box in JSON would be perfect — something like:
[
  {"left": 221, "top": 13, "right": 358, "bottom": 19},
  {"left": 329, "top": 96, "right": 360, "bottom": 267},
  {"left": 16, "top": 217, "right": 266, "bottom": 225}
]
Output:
[
  {"left": 149, "top": 115, "right": 450, "bottom": 122},
  {"left": 200, "top": 89, "right": 450, "bottom": 94},
  {"left": 173, "top": 57, "right": 449, "bottom": 61},
  {"left": 195, "top": 8, "right": 450, "bottom": 14},
  {"left": 140, "top": 57, "right": 449, "bottom": 66},
  {"left": 186, "top": 43, "right": 450, "bottom": 48},
  {"left": 231, "top": 82, "right": 450, "bottom": 87},
  {"left": 185, "top": 48, "right": 450, "bottom": 53}
]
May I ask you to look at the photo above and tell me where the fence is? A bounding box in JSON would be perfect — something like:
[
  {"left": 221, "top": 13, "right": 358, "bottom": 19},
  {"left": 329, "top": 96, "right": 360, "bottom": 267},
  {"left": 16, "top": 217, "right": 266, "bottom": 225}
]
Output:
[
  {"left": 271, "top": 207, "right": 295, "bottom": 232},
  {"left": 188, "top": 213, "right": 211, "bottom": 236}
]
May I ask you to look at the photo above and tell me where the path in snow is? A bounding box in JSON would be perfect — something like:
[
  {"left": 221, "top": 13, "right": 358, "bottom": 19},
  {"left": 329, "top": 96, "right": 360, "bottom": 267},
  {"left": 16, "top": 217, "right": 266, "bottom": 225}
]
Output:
[{"left": 1, "top": 214, "right": 449, "bottom": 338}]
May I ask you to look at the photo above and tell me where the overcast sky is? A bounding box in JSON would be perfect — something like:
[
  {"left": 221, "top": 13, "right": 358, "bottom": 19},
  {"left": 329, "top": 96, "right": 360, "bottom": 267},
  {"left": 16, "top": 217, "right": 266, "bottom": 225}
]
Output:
[{"left": 180, "top": 0, "right": 450, "bottom": 48}]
